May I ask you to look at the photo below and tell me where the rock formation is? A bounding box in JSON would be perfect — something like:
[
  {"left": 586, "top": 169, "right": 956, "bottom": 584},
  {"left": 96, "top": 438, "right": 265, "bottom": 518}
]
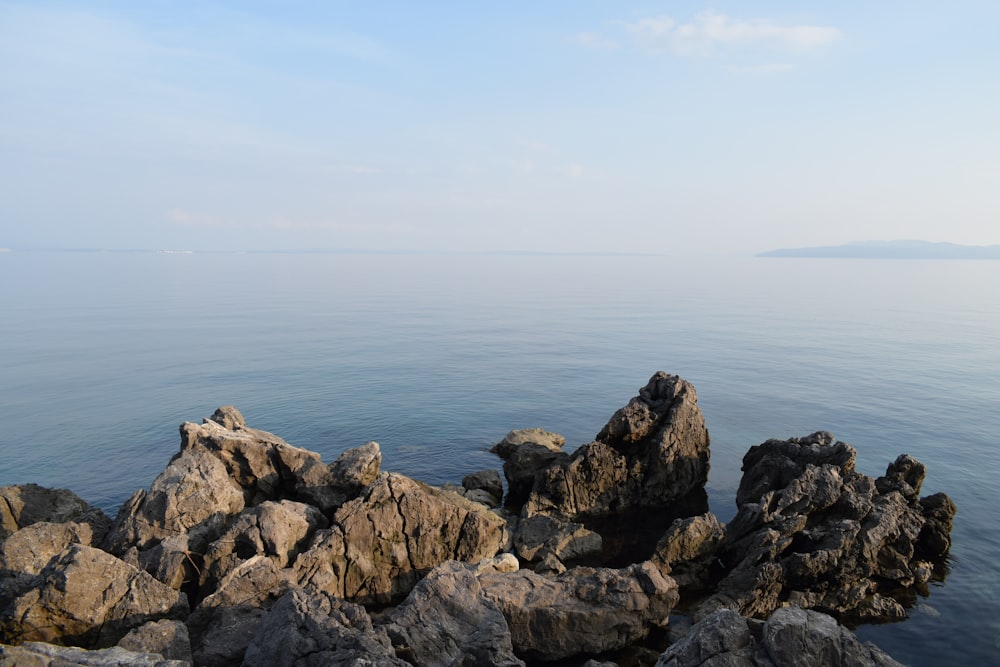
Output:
[{"left": 0, "top": 376, "right": 956, "bottom": 666}]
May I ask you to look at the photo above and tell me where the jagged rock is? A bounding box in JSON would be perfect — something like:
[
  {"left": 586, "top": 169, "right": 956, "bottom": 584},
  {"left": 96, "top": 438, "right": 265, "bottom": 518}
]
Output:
[
  {"left": 512, "top": 514, "right": 602, "bottom": 567},
  {"left": 0, "top": 521, "right": 104, "bottom": 576},
  {"left": 698, "top": 433, "right": 956, "bottom": 623},
  {"left": 186, "top": 556, "right": 290, "bottom": 667},
  {"left": 199, "top": 500, "right": 326, "bottom": 592},
  {"left": 463, "top": 470, "right": 504, "bottom": 506},
  {"left": 651, "top": 513, "right": 725, "bottom": 590},
  {"left": 103, "top": 448, "right": 245, "bottom": 556},
  {"left": 656, "top": 607, "right": 903, "bottom": 667},
  {"left": 0, "top": 544, "right": 188, "bottom": 648},
  {"left": 524, "top": 372, "right": 710, "bottom": 519},
  {"left": 118, "top": 620, "right": 192, "bottom": 664},
  {"left": 502, "top": 444, "right": 570, "bottom": 510},
  {"left": 179, "top": 410, "right": 340, "bottom": 513},
  {"left": 479, "top": 561, "right": 678, "bottom": 661},
  {"left": 0, "top": 641, "right": 188, "bottom": 666},
  {"left": 383, "top": 561, "right": 524, "bottom": 667},
  {"left": 293, "top": 473, "right": 507, "bottom": 604},
  {"left": 0, "top": 484, "right": 109, "bottom": 540},
  {"left": 243, "top": 588, "right": 406, "bottom": 667}
]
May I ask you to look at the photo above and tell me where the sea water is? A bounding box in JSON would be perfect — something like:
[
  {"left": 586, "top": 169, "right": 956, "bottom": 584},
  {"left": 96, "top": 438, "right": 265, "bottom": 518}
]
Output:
[{"left": 1, "top": 251, "right": 998, "bottom": 665}]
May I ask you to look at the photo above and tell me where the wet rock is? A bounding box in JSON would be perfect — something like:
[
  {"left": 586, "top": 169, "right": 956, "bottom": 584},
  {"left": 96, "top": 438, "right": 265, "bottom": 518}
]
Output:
[
  {"left": 463, "top": 469, "right": 504, "bottom": 506},
  {"left": 512, "top": 514, "right": 602, "bottom": 568},
  {"left": 0, "top": 484, "right": 109, "bottom": 541},
  {"left": 698, "top": 433, "right": 956, "bottom": 623},
  {"left": 242, "top": 588, "right": 406, "bottom": 667},
  {"left": 383, "top": 561, "right": 524, "bottom": 667},
  {"left": 524, "top": 372, "right": 710, "bottom": 519},
  {"left": 480, "top": 561, "right": 678, "bottom": 661},
  {"left": 117, "top": 620, "right": 191, "bottom": 664},
  {"left": 655, "top": 607, "right": 903, "bottom": 667},
  {"left": 294, "top": 473, "right": 507, "bottom": 604},
  {"left": 0, "top": 544, "right": 188, "bottom": 648},
  {"left": 0, "top": 641, "right": 188, "bottom": 666}
]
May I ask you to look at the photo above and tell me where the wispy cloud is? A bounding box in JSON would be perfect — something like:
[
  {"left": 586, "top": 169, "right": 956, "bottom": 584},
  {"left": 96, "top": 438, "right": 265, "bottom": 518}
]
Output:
[
  {"left": 622, "top": 12, "right": 840, "bottom": 56},
  {"left": 573, "top": 31, "right": 620, "bottom": 52}
]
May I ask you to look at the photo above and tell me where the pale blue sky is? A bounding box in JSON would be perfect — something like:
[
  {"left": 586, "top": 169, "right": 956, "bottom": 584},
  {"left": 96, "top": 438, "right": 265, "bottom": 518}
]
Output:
[{"left": 2, "top": 1, "right": 998, "bottom": 253}]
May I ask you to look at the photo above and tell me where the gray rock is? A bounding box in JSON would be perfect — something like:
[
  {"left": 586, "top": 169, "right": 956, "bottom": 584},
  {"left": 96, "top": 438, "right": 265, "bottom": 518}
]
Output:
[
  {"left": 242, "top": 588, "right": 405, "bottom": 667},
  {"left": 651, "top": 513, "right": 725, "bottom": 590},
  {"left": 0, "top": 544, "right": 188, "bottom": 648},
  {"left": 0, "top": 521, "right": 103, "bottom": 576},
  {"left": 0, "top": 641, "right": 187, "bottom": 666},
  {"left": 0, "top": 484, "right": 109, "bottom": 541},
  {"left": 655, "top": 607, "right": 903, "bottom": 667},
  {"left": 186, "top": 556, "right": 290, "bottom": 667},
  {"left": 293, "top": 473, "right": 507, "bottom": 604},
  {"left": 480, "top": 561, "right": 678, "bottom": 661},
  {"left": 698, "top": 434, "right": 956, "bottom": 623},
  {"left": 524, "top": 372, "right": 710, "bottom": 519},
  {"left": 383, "top": 561, "right": 524, "bottom": 667},
  {"left": 463, "top": 469, "right": 504, "bottom": 502},
  {"left": 117, "top": 620, "right": 191, "bottom": 664},
  {"left": 512, "top": 514, "right": 602, "bottom": 567}
]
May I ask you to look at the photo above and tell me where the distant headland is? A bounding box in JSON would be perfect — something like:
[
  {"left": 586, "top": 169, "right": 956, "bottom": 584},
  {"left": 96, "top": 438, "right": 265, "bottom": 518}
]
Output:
[{"left": 759, "top": 240, "right": 1000, "bottom": 259}]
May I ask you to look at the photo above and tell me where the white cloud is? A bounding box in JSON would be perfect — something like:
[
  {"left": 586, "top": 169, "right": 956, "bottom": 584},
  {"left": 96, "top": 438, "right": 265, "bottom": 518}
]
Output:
[
  {"left": 623, "top": 11, "right": 840, "bottom": 56},
  {"left": 573, "top": 31, "right": 620, "bottom": 51}
]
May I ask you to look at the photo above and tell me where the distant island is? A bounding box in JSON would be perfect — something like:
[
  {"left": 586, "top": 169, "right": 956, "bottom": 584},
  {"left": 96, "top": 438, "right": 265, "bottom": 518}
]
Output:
[{"left": 758, "top": 240, "right": 1000, "bottom": 259}]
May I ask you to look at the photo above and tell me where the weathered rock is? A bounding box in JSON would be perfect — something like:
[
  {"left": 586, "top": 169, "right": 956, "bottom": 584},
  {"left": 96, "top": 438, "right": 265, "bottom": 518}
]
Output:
[
  {"left": 0, "top": 484, "right": 109, "bottom": 541},
  {"left": 0, "top": 641, "right": 188, "bottom": 666},
  {"left": 294, "top": 473, "right": 507, "bottom": 604},
  {"left": 103, "top": 448, "right": 245, "bottom": 556},
  {"left": 698, "top": 433, "right": 956, "bottom": 623},
  {"left": 328, "top": 441, "right": 382, "bottom": 501},
  {"left": 0, "top": 544, "right": 188, "bottom": 648},
  {"left": 655, "top": 607, "right": 903, "bottom": 667},
  {"left": 502, "top": 444, "right": 570, "bottom": 510},
  {"left": 0, "top": 521, "right": 103, "bottom": 576},
  {"left": 179, "top": 411, "right": 340, "bottom": 513},
  {"left": 524, "top": 372, "right": 710, "bottom": 519},
  {"left": 243, "top": 588, "right": 406, "bottom": 667},
  {"left": 651, "top": 513, "right": 725, "bottom": 591},
  {"left": 186, "top": 556, "right": 290, "bottom": 667},
  {"left": 118, "top": 620, "right": 192, "bottom": 664},
  {"left": 199, "top": 500, "right": 326, "bottom": 593},
  {"left": 383, "top": 561, "right": 524, "bottom": 667},
  {"left": 512, "top": 514, "right": 602, "bottom": 568},
  {"left": 480, "top": 561, "right": 678, "bottom": 661}
]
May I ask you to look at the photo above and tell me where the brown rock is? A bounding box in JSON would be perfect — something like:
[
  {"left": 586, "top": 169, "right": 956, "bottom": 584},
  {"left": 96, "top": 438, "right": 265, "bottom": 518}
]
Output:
[{"left": 0, "top": 484, "right": 109, "bottom": 541}]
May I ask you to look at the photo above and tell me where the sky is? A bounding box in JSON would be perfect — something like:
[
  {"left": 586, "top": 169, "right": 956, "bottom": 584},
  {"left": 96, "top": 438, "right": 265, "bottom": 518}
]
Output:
[{"left": 1, "top": 1, "right": 999, "bottom": 255}]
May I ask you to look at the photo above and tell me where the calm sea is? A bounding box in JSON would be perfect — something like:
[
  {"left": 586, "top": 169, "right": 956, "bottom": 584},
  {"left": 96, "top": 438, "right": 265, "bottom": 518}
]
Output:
[{"left": 1, "top": 251, "right": 998, "bottom": 665}]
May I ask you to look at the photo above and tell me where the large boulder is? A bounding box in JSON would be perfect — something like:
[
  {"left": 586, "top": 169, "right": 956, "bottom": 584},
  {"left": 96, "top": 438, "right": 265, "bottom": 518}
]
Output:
[
  {"left": 651, "top": 513, "right": 726, "bottom": 591},
  {"left": 491, "top": 429, "right": 568, "bottom": 509},
  {"left": 0, "top": 545, "right": 188, "bottom": 648},
  {"left": 524, "top": 372, "right": 710, "bottom": 519},
  {"left": 0, "top": 521, "right": 105, "bottom": 577},
  {"left": 117, "top": 620, "right": 192, "bottom": 664},
  {"left": 656, "top": 607, "right": 903, "bottom": 667},
  {"left": 479, "top": 561, "right": 678, "bottom": 661},
  {"left": 293, "top": 473, "right": 507, "bottom": 604},
  {"left": 383, "top": 561, "right": 524, "bottom": 667},
  {"left": 0, "top": 484, "right": 109, "bottom": 541},
  {"left": 698, "top": 433, "right": 957, "bottom": 623},
  {"left": 242, "top": 588, "right": 406, "bottom": 667}
]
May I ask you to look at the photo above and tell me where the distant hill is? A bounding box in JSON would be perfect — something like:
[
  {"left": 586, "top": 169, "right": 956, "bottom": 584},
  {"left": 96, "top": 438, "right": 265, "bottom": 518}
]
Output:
[{"left": 758, "top": 240, "right": 1000, "bottom": 259}]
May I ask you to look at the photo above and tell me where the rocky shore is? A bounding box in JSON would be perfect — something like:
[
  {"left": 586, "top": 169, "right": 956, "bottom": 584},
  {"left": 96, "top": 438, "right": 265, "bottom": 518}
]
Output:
[{"left": 0, "top": 372, "right": 955, "bottom": 666}]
